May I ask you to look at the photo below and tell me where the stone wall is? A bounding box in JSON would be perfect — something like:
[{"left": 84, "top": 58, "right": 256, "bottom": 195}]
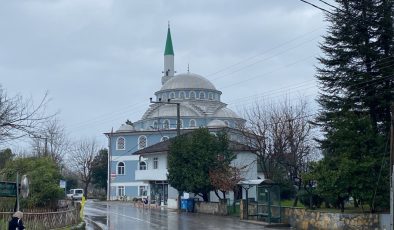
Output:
[
  {"left": 281, "top": 207, "right": 380, "bottom": 230},
  {"left": 195, "top": 200, "right": 228, "bottom": 215}
]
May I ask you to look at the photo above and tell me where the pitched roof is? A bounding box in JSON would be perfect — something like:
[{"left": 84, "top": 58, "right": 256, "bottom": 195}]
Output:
[{"left": 164, "top": 27, "right": 174, "bottom": 56}]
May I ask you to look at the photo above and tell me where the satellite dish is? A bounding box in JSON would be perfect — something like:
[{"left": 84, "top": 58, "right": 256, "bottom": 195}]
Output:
[{"left": 20, "top": 175, "right": 29, "bottom": 198}]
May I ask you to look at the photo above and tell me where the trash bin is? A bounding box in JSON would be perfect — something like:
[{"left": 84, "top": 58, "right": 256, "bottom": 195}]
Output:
[
  {"left": 186, "top": 198, "right": 195, "bottom": 212},
  {"left": 181, "top": 199, "right": 188, "bottom": 210}
]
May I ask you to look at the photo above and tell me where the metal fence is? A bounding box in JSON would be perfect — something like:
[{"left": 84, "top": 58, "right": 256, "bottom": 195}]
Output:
[{"left": 0, "top": 206, "right": 80, "bottom": 230}]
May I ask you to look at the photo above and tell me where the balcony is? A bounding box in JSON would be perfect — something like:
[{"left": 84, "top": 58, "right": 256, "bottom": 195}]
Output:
[{"left": 135, "top": 169, "right": 168, "bottom": 181}]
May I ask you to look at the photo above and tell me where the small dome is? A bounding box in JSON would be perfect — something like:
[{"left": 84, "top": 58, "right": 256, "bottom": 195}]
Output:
[
  {"left": 207, "top": 119, "right": 227, "bottom": 128},
  {"left": 213, "top": 107, "right": 240, "bottom": 119},
  {"left": 116, "top": 124, "right": 135, "bottom": 132},
  {"left": 160, "top": 72, "right": 217, "bottom": 91}
]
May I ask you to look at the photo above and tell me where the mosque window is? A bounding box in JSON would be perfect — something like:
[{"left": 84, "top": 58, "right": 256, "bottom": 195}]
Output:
[
  {"left": 199, "top": 92, "right": 205, "bottom": 99},
  {"left": 163, "top": 120, "right": 170, "bottom": 129},
  {"left": 152, "top": 121, "right": 158, "bottom": 129},
  {"left": 116, "top": 137, "right": 125, "bottom": 150},
  {"left": 162, "top": 93, "right": 167, "bottom": 101},
  {"left": 161, "top": 136, "right": 169, "bottom": 142},
  {"left": 138, "top": 135, "right": 147, "bottom": 149},
  {"left": 139, "top": 162, "right": 147, "bottom": 170},
  {"left": 117, "top": 162, "right": 125, "bottom": 175},
  {"left": 208, "top": 92, "right": 214, "bottom": 100},
  {"left": 169, "top": 92, "right": 175, "bottom": 99},
  {"left": 189, "top": 119, "right": 196, "bottom": 128},
  {"left": 189, "top": 91, "right": 196, "bottom": 99},
  {"left": 179, "top": 91, "right": 186, "bottom": 99}
]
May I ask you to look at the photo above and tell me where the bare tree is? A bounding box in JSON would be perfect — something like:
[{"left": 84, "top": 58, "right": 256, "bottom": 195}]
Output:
[
  {"left": 68, "top": 139, "right": 100, "bottom": 197},
  {"left": 239, "top": 98, "right": 317, "bottom": 206},
  {"left": 30, "top": 118, "right": 71, "bottom": 163},
  {"left": 0, "top": 86, "right": 52, "bottom": 145}
]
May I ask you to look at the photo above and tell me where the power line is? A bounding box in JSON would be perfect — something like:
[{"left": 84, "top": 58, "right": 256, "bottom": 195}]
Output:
[
  {"left": 206, "top": 27, "right": 323, "bottom": 78},
  {"left": 317, "top": 0, "right": 339, "bottom": 11},
  {"left": 299, "top": 0, "right": 334, "bottom": 15}
]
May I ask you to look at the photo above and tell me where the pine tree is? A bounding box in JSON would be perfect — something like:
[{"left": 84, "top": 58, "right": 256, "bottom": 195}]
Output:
[{"left": 313, "top": 0, "right": 394, "bottom": 212}]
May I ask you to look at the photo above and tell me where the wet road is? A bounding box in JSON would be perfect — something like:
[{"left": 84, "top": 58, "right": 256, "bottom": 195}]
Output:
[{"left": 84, "top": 200, "right": 287, "bottom": 230}]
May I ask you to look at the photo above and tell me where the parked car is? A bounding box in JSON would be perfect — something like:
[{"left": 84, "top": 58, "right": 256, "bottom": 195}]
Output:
[{"left": 67, "top": 189, "right": 84, "bottom": 200}]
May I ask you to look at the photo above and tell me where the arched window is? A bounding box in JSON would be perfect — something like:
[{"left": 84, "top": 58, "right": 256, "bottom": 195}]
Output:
[
  {"left": 208, "top": 92, "right": 213, "bottom": 100},
  {"left": 162, "top": 93, "right": 167, "bottom": 101},
  {"left": 199, "top": 92, "right": 205, "bottom": 99},
  {"left": 179, "top": 91, "right": 186, "bottom": 99},
  {"left": 161, "top": 136, "right": 169, "bottom": 142},
  {"left": 116, "top": 137, "right": 125, "bottom": 150},
  {"left": 163, "top": 120, "right": 170, "bottom": 129},
  {"left": 152, "top": 121, "right": 158, "bottom": 129},
  {"left": 169, "top": 92, "right": 175, "bottom": 99},
  {"left": 138, "top": 135, "right": 147, "bottom": 149},
  {"left": 139, "top": 161, "right": 147, "bottom": 170},
  {"left": 117, "top": 162, "right": 125, "bottom": 175},
  {"left": 189, "top": 91, "right": 196, "bottom": 99},
  {"left": 189, "top": 119, "right": 196, "bottom": 128}
]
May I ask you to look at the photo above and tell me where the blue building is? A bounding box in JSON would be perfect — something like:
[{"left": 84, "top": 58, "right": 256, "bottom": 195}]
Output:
[{"left": 105, "top": 26, "right": 258, "bottom": 208}]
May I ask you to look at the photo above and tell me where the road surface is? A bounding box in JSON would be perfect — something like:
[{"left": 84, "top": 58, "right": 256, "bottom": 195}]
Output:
[{"left": 84, "top": 200, "right": 288, "bottom": 230}]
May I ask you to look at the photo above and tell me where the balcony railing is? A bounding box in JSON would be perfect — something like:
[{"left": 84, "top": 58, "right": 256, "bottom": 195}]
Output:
[{"left": 135, "top": 169, "right": 168, "bottom": 181}]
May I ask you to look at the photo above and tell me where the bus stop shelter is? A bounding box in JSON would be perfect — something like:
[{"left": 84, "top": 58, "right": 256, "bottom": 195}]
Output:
[{"left": 238, "top": 179, "right": 281, "bottom": 223}]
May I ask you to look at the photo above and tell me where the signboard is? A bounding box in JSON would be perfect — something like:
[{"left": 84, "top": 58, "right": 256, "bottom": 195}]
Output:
[
  {"left": 0, "top": 182, "right": 17, "bottom": 197},
  {"left": 111, "top": 173, "right": 116, "bottom": 181},
  {"left": 59, "top": 180, "right": 66, "bottom": 189}
]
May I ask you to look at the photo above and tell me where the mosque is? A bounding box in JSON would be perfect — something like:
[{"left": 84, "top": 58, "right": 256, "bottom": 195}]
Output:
[{"left": 105, "top": 26, "right": 258, "bottom": 208}]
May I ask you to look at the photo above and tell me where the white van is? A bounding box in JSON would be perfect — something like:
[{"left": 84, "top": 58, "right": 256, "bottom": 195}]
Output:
[{"left": 67, "top": 189, "right": 84, "bottom": 200}]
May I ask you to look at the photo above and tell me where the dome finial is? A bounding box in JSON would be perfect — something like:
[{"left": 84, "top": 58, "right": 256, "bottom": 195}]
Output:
[
  {"left": 187, "top": 63, "right": 190, "bottom": 73},
  {"left": 168, "top": 20, "right": 170, "bottom": 29}
]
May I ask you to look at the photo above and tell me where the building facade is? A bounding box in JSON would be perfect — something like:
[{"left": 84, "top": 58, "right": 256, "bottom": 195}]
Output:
[{"left": 105, "top": 26, "right": 258, "bottom": 207}]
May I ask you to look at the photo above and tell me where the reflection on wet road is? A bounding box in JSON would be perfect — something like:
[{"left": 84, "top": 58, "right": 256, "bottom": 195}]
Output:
[{"left": 84, "top": 200, "right": 286, "bottom": 230}]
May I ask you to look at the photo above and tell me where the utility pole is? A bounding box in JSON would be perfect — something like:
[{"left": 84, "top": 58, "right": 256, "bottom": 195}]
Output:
[
  {"left": 150, "top": 98, "right": 180, "bottom": 136},
  {"left": 390, "top": 102, "right": 394, "bottom": 229},
  {"left": 150, "top": 97, "right": 181, "bottom": 209},
  {"left": 107, "top": 129, "right": 113, "bottom": 201}
]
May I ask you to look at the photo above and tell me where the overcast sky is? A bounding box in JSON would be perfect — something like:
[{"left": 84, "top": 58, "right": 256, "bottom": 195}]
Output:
[{"left": 0, "top": 0, "right": 331, "bottom": 150}]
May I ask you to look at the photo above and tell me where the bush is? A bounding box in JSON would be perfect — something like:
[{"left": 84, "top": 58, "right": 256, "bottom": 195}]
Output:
[
  {"left": 2, "top": 156, "right": 64, "bottom": 209},
  {"left": 298, "top": 189, "right": 323, "bottom": 209}
]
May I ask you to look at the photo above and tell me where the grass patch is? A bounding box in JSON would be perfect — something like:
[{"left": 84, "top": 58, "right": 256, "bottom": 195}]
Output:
[
  {"left": 280, "top": 199, "right": 305, "bottom": 208},
  {"left": 0, "top": 219, "right": 8, "bottom": 230}
]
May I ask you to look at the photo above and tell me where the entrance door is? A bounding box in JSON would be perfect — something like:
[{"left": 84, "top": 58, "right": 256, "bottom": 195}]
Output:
[{"left": 150, "top": 181, "right": 168, "bottom": 205}]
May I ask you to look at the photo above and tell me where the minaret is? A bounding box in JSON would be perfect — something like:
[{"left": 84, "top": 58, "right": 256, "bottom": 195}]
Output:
[{"left": 162, "top": 23, "right": 175, "bottom": 85}]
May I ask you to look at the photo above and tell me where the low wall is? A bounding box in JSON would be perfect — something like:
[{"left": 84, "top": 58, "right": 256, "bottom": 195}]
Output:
[
  {"left": 281, "top": 207, "right": 381, "bottom": 230},
  {"left": 0, "top": 206, "right": 80, "bottom": 230},
  {"left": 195, "top": 200, "right": 228, "bottom": 215}
]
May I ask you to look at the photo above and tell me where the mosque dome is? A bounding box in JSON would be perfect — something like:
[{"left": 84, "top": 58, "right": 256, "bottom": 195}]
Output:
[
  {"left": 116, "top": 124, "right": 135, "bottom": 132},
  {"left": 160, "top": 72, "right": 217, "bottom": 91},
  {"left": 207, "top": 119, "right": 227, "bottom": 128}
]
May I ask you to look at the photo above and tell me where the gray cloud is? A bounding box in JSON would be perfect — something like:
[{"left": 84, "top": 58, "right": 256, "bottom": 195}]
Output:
[{"left": 0, "top": 0, "right": 330, "bottom": 148}]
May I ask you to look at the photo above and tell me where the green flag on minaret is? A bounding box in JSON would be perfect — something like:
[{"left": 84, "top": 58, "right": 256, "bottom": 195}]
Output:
[{"left": 164, "top": 27, "right": 174, "bottom": 55}]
